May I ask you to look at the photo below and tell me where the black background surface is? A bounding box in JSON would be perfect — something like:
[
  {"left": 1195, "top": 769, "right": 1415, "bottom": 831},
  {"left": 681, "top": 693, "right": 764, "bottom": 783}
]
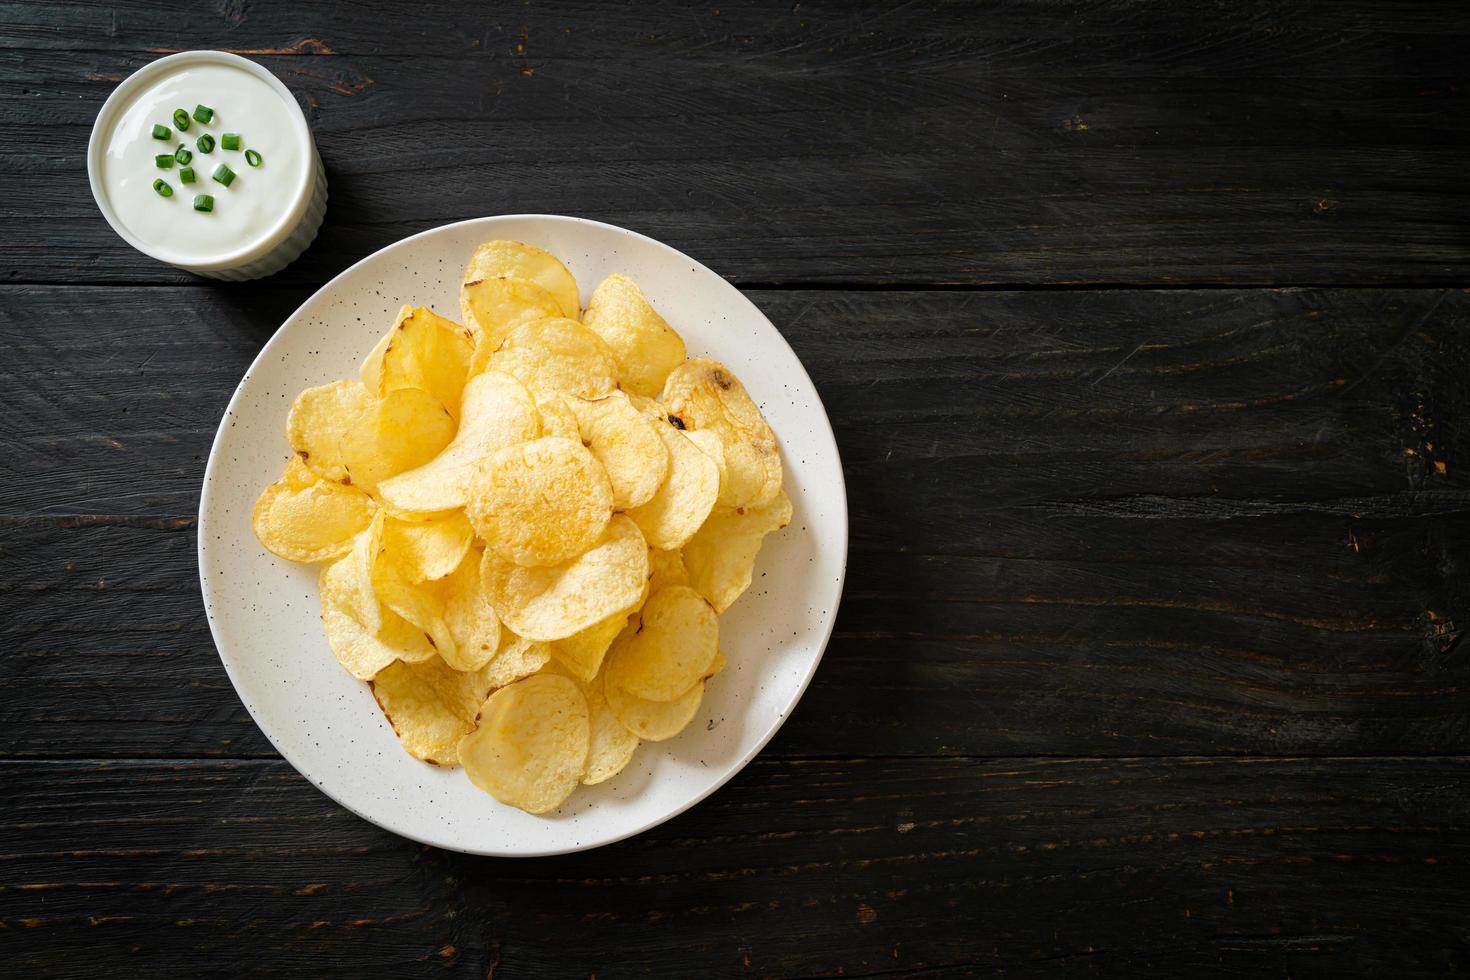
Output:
[{"left": 2, "top": 2, "right": 1468, "bottom": 977}]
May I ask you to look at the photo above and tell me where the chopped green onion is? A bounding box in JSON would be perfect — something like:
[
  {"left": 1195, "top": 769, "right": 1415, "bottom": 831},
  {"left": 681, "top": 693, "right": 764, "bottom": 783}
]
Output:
[
  {"left": 212, "top": 163, "right": 235, "bottom": 187},
  {"left": 151, "top": 124, "right": 170, "bottom": 140},
  {"left": 174, "top": 144, "right": 192, "bottom": 165},
  {"left": 193, "top": 194, "right": 214, "bottom": 212},
  {"left": 172, "top": 108, "right": 190, "bottom": 131},
  {"left": 192, "top": 104, "right": 214, "bottom": 124},
  {"left": 196, "top": 133, "right": 215, "bottom": 154},
  {"left": 152, "top": 178, "right": 172, "bottom": 197},
  {"left": 245, "top": 148, "right": 262, "bottom": 168},
  {"left": 179, "top": 167, "right": 196, "bottom": 184},
  {"left": 155, "top": 154, "right": 174, "bottom": 169},
  {"left": 221, "top": 132, "right": 241, "bottom": 151}
]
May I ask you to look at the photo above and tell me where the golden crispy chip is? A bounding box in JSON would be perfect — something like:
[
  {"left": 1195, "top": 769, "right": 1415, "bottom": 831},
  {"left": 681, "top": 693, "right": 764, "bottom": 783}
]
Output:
[
  {"left": 372, "top": 554, "right": 457, "bottom": 662},
  {"left": 359, "top": 330, "right": 392, "bottom": 392},
  {"left": 604, "top": 586, "right": 718, "bottom": 702},
  {"left": 580, "top": 274, "right": 686, "bottom": 398},
  {"left": 535, "top": 394, "right": 580, "bottom": 440},
  {"left": 282, "top": 453, "right": 317, "bottom": 490},
  {"left": 252, "top": 476, "right": 376, "bottom": 564},
  {"left": 547, "top": 605, "right": 637, "bottom": 683},
  {"left": 378, "top": 371, "right": 539, "bottom": 515},
  {"left": 461, "top": 276, "right": 564, "bottom": 352},
  {"left": 487, "top": 317, "right": 617, "bottom": 401},
  {"left": 463, "top": 240, "right": 581, "bottom": 320},
  {"left": 371, "top": 656, "right": 494, "bottom": 765},
  {"left": 466, "top": 437, "right": 614, "bottom": 567},
  {"left": 683, "top": 428, "right": 728, "bottom": 494},
  {"left": 482, "top": 515, "right": 649, "bottom": 641},
  {"left": 542, "top": 659, "right": 642, "bottom": 785},
  {"left": 343, "top": 514, "right": 386, "bottom": 633},
  {"left": 287, "top": 381, "right": 455, "bottom": 495},
  {"left": 483, "top": 633, "right": 553, "bottom": 690},
  {"left": 458, "top": 673, "right": 590, "bottom": 814},
  {"left": 566, "top": 391, "right": 669, "bottom": 511},
  {"left": 439, "top": 548, "right": 502, "bottom": 672},
  {"left": 370, "top": 306, "right": 474, "bottom": 423},
  {"left": 604, "top": 669, "right": 704, "bottom": 742},
  {"left": 626, "top": 420, "right": 720, "bottom": 550},
  {"left": 684, "top": 488, "right": 793, "bottom": 613},
  {"left": 662, "top": 358, "right": 781, "bottom": 508},
  {"left": 380, "top": 511, "right": 473, "bottom": 583},
  {"left": 319, "top": 555, "right": 434, "bottom": 679},
  {"left": 646, "top": 547, "right": 689, "bottom": 593}
]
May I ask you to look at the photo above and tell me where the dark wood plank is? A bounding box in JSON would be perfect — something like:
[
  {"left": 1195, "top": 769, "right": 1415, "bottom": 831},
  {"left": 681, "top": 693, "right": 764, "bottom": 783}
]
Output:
[
  {"left": 2, "top": 1, "right": 1467, "bottom": 285},
  {"left": 3, "top": 756, "right": 1467, "bottom": 978},
  {"left": 3, "top": 285, "right": 1468, "bottom": 758}
]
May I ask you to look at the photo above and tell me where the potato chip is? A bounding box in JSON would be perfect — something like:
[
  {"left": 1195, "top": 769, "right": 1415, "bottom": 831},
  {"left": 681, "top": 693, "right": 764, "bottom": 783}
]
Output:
[
  {"left": 625, "top": 419, "right": 719, "bottom": 551},
  {"left": 662, "top": 358, "right": 781, "bottom": 508},
  {"left": 371, "top": 655, "right": 493, "bottom": 765},
  {"left": 580, "top": 274, "right": 686, "bottom": 398},
  {"left": 547, "top": 605, "right": 637, "bottom": 682},
  {"left": 463, "top": 240, "right": 581, "bottom": 320},
  {"left": 372, "top": 556, "right": 457, "bottom": 662},
  {"left": 486, "top": 317, "right": 617, "bottom": 401},
  {"left": 604, "top": 670, "right": 703, "bottom": 742},
  {"left": 319, "top": 554, "right": 434, "bottom": 680},
  {"left": 482, "top": 633, "right": 553, "bottom": 690},
  {"left": 534, "top": 394, "right": 580, "bottom": 440},
  {"left": 684, "top": 488, "right": 793, "bottom": 613},
  {"left": 467, "top": 437, "right": 613, "bottom": 567},
  {"left": 439, "top": 548, "right": 501, "bottom": 672},
  {"left": 358, "top": 330, "right": 392, "bottom": 392},
  {"left": 604, "top": 586, "right": 718, "bottom": 702},
  {"left": 379, "top": 511, "right": 473, "bottom": 583},
  {"left": 646, "top": 547, "right": 690, "bottom": 593},
  {"left": 540, "top": 660, "right": 641, "bottom": 785},
  {"left": 343, "top": 514, "right": 386, "bottom": 633},
  {"left": 252, "top": 475, "right": 375, "bottom": 563},
  {"left": 565, "top": 391, "right": 669, "bottom": 511},
  {"left": 683, "top": 428, "right": 728, "bottom": 493},
  {"left": 458, "top": 673, "right": 590, "bottom": 814},
  {"left": 282, "top": 453, "right": 317, "bottom": 490},
  {"left": 377, "top": 371, "right": 539, "bottom": 514},
  {"left": 460, "top": 276, "right": 564, "bottom": 351},
  {"left": 482, "top": 515, "right": 649, "bottom": 641},
  {"left": 287, "top": 381, "right": 455, "bottom": 495},
  {"left": 368, "top": 306, "right": 474, "bottom": 423}
]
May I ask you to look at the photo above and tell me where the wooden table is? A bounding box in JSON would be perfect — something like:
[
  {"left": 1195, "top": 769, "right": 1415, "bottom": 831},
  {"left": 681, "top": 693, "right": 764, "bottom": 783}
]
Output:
[{"left": 4, "top": 2, "right": 1468, "bottom": 976}]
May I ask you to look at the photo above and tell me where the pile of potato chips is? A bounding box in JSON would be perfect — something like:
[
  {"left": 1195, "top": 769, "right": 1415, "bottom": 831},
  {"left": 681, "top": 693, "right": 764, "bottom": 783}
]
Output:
[{"left": 252, "top": 241, "right": 790, "bottom": 814}]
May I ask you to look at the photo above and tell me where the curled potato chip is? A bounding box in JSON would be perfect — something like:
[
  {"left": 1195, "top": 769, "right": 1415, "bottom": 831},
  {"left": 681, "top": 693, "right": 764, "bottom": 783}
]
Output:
[
  {"left": 287, "top": 381, "right": 455, "bottom": 495},
  {"left": 483, "top": 515, "right": 649, "bottom": 641},
  {"left": 359, "top": 330, "right": 392, "bottom": 392},
  {"left": 368, "top": 306, "right": 474, "bottom": 423},
  {"left": 372, "top": 555, "right": 457, "bottom": 663},
  {"left": 487, "top": 317, "right": 617, "bottom": 401},
  {"left": 458, "top": 673, "right": 590, "bottom": 814},
  {"left": 282, "top": 453, "right": 317, "bottom": 490},
  {"left": 646, "top": 548, "right": 689, "bottom": 593},
  {"left": 372, "top": 656, "right": 493, "bottom": 765},
  {"left": 461, "top": 276, "right": 564, "bottom": 352},
  {"left": 684, "top": 488, "right": 793, "bottom": 613},
  {"left": 466, "top": 437, "right": 614, "bottom": 567},
  {"left": 535, "top": 394, "right": 580, "bottom": 440},
  {"left": 683, "top": 428, "right": 728, "bottom": 494},
  {"left": 604, "top": 668, "right": 704, "bottom": 742},
  {"left": 542, "top": 659, "right": 641, "bottom": 785},
  {"left": 252, "top": 474, "right": 376, "bottom": 563},
  {"left": 566, "top": 391, "right": 669, "bottom": 511},
  {"left": 380, "top": 511, "right": 473, "bottom": 583},
  {"left": 581, "top": 274, "right": 686, "bottom": 398},
  {"left": 662, "top": 358, "right": 781, "bottom": 509},
  {"left": 319, "top": 554, "right": 434, "bottom": 679},
  {"left": 482, "top": 633, "right": 552, "bottom": 690},
  {"left": 463, "top": 240, "right": 581, "bottom": 320},
  {"left": 604, "top": 586, "right": 718, "bottom": 702},
  {"left": 626, "top": 420, "right": 719, "bottom": 550},
  {"left": 548, "top": 604, "right": 638, "bottom": 682},
  {"left": 377, "top": 371, "right": 539, "bottom": 514},
  {"left": 439, "top": 548, "right": 501, "bottom": 672}
]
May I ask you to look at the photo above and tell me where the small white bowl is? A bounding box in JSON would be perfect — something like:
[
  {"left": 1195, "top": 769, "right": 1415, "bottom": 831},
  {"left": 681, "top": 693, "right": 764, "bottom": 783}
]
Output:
[{"left": 87, "top": 50, "right": 327, "bottom": 281}]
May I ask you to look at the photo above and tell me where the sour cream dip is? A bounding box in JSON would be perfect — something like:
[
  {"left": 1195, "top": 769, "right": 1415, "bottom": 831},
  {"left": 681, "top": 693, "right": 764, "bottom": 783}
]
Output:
[{"left": 88, "top": 51, "right": 326, "bottom": 280}]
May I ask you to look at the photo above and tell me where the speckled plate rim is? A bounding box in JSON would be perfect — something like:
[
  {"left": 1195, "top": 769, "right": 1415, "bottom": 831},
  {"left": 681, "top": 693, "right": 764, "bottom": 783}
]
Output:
[{"left": 198, "top": 214, "right": 847, "bottom": 856}]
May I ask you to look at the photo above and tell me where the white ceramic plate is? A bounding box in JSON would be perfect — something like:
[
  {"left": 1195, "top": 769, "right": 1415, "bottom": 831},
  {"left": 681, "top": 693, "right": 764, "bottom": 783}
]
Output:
[{"left": 199, "top": 215, "right": 847, "bottom": 856}]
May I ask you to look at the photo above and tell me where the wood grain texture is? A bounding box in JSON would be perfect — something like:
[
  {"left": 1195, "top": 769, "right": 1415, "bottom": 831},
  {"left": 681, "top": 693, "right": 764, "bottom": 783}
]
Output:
[
  {"left": 3, "top": 756, "right": 1468, "bottom": 979},
  {"left": 2, "top": 285, "right": 1467, "bottom": 760},
  {"left": 2, "top": 0, "right": 1468, "bottom": 285}
]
